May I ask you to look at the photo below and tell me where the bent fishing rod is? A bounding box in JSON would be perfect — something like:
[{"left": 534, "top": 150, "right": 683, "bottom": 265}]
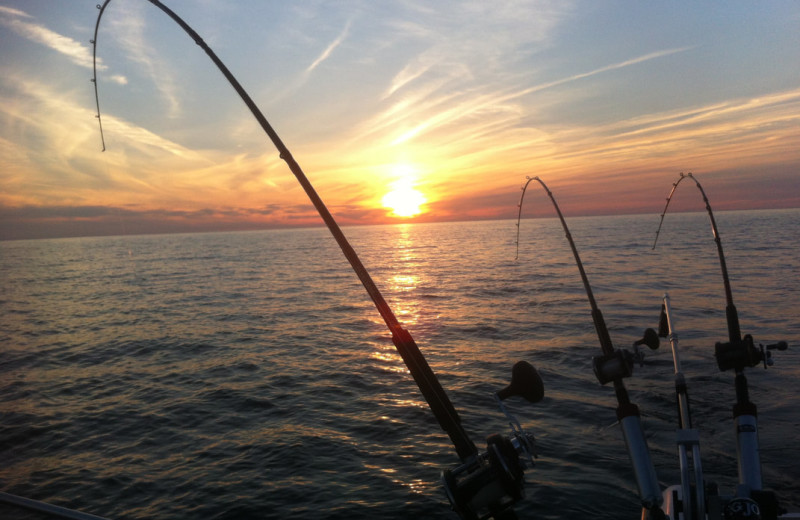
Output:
[
  {"left": 653, "top": 172, "right": 739, "bottom": 342},
  {"left": 516, "top": 176, "right": 665, "bottom": 519},
  {"left": 87, "top": 2, "right": 546, "bottom": 519},
  {"left": 91, "top": 0, "right": 472, "bottom": 461},
  {"left": 653, "top": 172, "right": 789, "bottom": 517}
]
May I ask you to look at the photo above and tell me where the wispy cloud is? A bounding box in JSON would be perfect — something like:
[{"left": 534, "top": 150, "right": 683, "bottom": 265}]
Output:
[
  {"left": 0, "top": 6, "right": 108, "bottom": 71},
  {"left": 0, "top": 74, "right": 211, "bottom": 209},
  {"left": 106, "top": 2, "right": 181, "bottom": 118},
  {"left": 547, "top": 88, "right": 800, "bottom": 169},
  {"left": 339, "top": 1, "right": 576, "bottom": 146},
  {"left": 0, "top": 6, "right": 31, "bottom": 18},
  {"left": 262, "top": 17, "right": 356, "bottom": 105},
  {"left": 306, "top": 20, "right": 351, "bottom": 74},
  {"left": 385, "top": 60, "right": 434, "bottom": 98},
  {"left": 357, "top": 46, "right": 693, "bottom": 149},
  {"left": 508, "top": 47, "right": 694, "bottom": 100},
  {"left": 379, "top": 1, "right": 572, "bottom": 95}
]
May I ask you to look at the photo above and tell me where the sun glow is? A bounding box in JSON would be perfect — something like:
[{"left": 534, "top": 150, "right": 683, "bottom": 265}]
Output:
[{"left": 382, "top": 170, "right": 427, "bottom": 218}]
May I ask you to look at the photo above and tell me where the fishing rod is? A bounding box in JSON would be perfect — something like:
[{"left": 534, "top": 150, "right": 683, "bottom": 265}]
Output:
[
  {"left": 90, "top": 5, "right": 105, "bottom": 152},
  {"left": 643, "top": 293, "right": 797, "bottom": 520},
  {"left": 0, "top": 492, "right": 112, "bottom": 520},
  {"left": 85, "top": 2, "right": 546, "bottom": 519},
  {"left": 90, "top": 0, "right": 473, "bottom": 461},
  {"left": 652, "top": 172, "right": 790, "bottom": 518},
  {"left": 516, "top": 176, "right": 665, "bottom": 519},
  {"left": 653, "top": 172, "right": 739, "bottom": 342},
  {"left": 652, "top": 294, "right": 706, "bottom": 520}
]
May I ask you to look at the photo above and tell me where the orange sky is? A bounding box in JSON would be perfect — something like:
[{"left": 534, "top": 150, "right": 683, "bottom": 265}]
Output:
[{"left": 1, "top": 2, "right": 799, "bottom": 239}]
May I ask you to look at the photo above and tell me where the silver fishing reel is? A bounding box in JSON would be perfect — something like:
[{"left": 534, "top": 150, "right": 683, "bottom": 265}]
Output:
[{"left": 442, "top": 361, "right": 543, "bottom": 520}]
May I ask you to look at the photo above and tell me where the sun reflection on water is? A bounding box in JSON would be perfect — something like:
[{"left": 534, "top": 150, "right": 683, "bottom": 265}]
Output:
[
  {"left": 369, "top": 346, "right": 407, "bottom": 374},
  {"left": 388, "top": 274, "right": 418, "bottom": 292},
  {"left": 363, "top": 464, "right": 430, "bottom": 495}
]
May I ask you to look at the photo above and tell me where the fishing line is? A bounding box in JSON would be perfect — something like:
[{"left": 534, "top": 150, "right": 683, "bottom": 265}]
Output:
[{"left": 91, "top": 0, "right": 477, "bottom": 460}]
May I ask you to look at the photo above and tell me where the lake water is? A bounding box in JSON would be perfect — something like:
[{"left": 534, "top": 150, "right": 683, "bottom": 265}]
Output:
[{"left": 1, "top": 209, "right": 798, "bottom": 519}]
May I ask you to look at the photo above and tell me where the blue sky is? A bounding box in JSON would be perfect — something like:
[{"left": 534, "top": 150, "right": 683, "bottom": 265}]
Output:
[{"left": 1, "top": 1, "right": 799, "bottom": 239}]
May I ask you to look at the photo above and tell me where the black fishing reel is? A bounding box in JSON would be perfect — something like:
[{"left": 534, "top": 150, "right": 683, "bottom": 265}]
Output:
[
  {"left": 442, "top": 432, "right": 533, "bottom": 520},
  {"left": 443, "top": 361, "right": 543, "bottom": 520},
  {"left": 715, "top": 335, "right": 789, "bottom": 372},
  {"left": 593, "top": 348, "right": 639, "bottom": 384},
  {"left": 591, "top": 328, "right": 662, "bottom": 384}
]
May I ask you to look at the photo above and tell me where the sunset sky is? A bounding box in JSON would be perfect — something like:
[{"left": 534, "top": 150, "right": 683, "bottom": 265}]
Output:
[{"left": 1, "top": 1, "right": 799, "bottom": 240}]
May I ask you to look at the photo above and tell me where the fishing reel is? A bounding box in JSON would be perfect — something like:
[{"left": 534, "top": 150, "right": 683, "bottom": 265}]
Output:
[
  {"left": 715, "top": 335, "right": 788, "bottom": 372},
  {"left": 591, "top": 327, "right": 662, "bottom": 384},
  {"left": 443, "top": 361, "right": 543, "bottom": 520}
]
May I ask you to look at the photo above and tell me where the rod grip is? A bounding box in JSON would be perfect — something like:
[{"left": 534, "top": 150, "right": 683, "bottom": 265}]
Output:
[{"left": 619, "top": 413, "right": 663, "bottom": 512}]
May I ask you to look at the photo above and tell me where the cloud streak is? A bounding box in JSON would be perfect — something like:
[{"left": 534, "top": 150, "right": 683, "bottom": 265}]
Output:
[
  {"left": 306, "top": 20, "right": 351, "bottom": 74},
  {"left": 0, "top": 6, "right": 30, "bottom": 18},
  {"left": 0, "top": 6, "right": 108, "bottom": 71},
  {"left": 353, "top": 44, "right": 692, "bottom": 155},
  {"left": 105, "top": 2, "right": 181, "bottom": 118},
  {"left": 0, "top": 73, "right": 214, "bottom": 210},
  {"left": 512, "top": 47, "right": 694, "bottom": 100}
]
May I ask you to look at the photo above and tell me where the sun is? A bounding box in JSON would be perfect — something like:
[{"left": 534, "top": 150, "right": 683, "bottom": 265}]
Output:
[{"left": 382, "top": 179, "right": 426, "bottom": 218}]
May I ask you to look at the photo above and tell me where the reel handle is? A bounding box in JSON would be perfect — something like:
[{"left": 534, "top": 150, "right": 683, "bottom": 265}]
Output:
[
  {"left": 765, "top": 341, "right": 788, "bottom": 351},
  {"left": 496, "top": 361, "right": 544, "bottom": 403},
  {"left": 635, "top": 328, "right": 661, "bottom": 350},
  {"left": 444, "top": 361, "right": 544, "bottom": 520}
]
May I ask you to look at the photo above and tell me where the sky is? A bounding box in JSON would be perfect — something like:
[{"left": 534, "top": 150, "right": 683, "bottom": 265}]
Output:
[{"left": 1, "top": 0, "right": 799, "bottom": 240}]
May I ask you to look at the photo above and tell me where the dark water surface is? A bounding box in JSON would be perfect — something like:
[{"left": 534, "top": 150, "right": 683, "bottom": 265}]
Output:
[{"left": 1, "top": 210, "right": 798, "bottom": 519}]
